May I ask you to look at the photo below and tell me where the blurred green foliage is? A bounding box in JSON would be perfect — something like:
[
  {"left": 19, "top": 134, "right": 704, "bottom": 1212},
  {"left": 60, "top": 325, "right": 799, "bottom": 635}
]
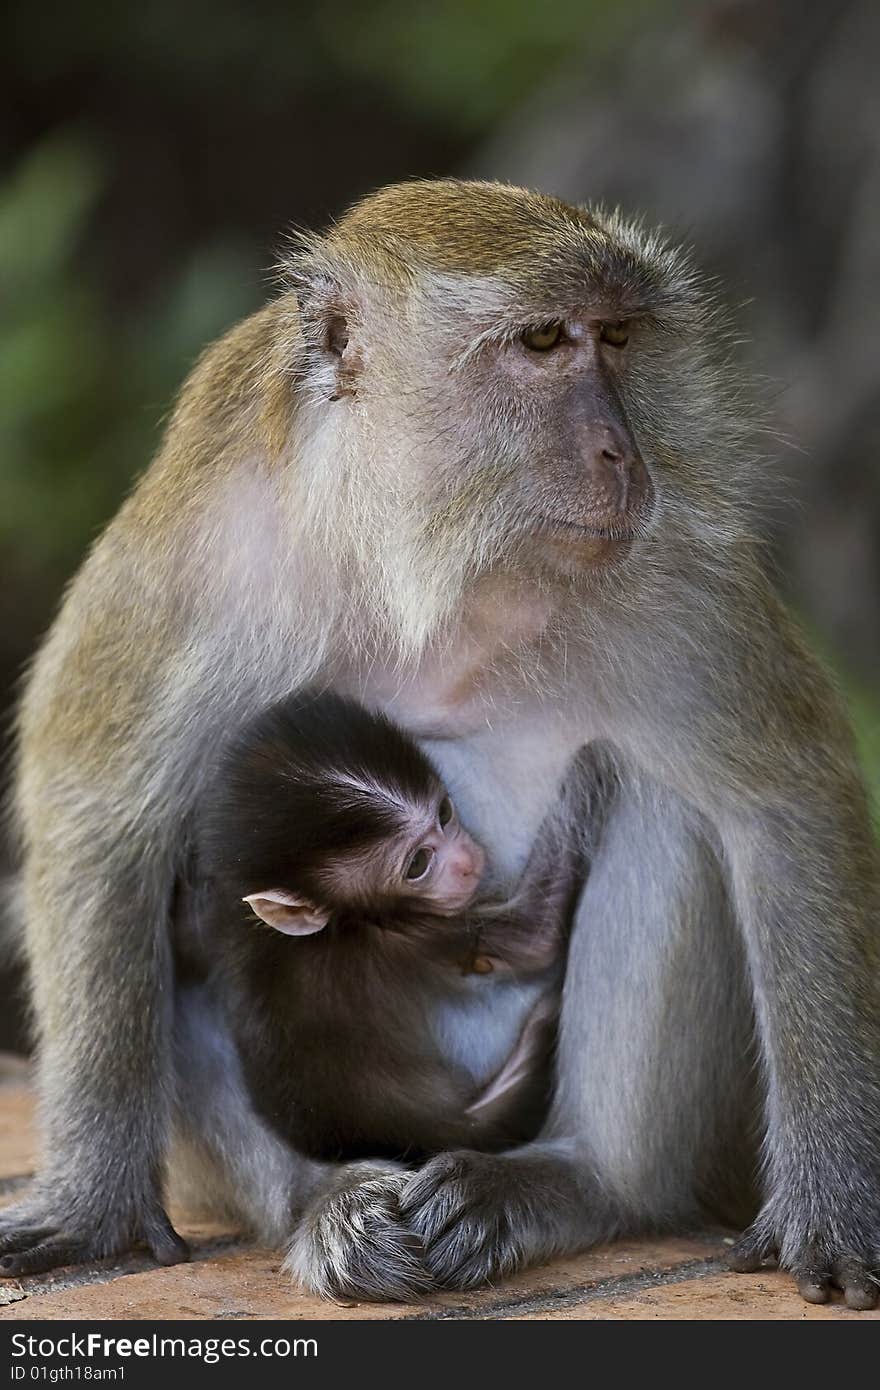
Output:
[
  {"left": 0, "top": 134, "right": 259, "bottom": 588},
  {"left": 318, "top": 0, "right": 657, "bottom": 132}
]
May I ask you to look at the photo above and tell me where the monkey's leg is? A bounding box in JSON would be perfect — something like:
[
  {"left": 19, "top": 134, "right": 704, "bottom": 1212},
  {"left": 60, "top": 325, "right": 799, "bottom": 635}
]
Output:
[
  {"left": 0, "top": 841, "right": 188, "bottom": 1277},
  {"left": 399, "top": 780, "right": 758, "bottom": 1291}
]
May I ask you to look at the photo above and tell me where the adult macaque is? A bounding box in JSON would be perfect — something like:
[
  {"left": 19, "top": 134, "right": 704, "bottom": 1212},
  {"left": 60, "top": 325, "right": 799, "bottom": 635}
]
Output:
[
  {"left": 195, "top": 690, "right": 595, "bottom": 1162},
  {"left": 6, "top": 180, "right": 880, "bottom": 1308}
]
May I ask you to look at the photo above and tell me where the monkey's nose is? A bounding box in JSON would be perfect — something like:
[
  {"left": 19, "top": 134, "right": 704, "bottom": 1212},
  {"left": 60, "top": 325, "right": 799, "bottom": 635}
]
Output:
[
  {"left": 586, "top": 424, "right": 650, "bottom": 515},
  {"left": 455, "top": 844, "right": 486, "bottom": 882},
  {"left": 597, "top": 424, "right": 625, "bottom": 463}
]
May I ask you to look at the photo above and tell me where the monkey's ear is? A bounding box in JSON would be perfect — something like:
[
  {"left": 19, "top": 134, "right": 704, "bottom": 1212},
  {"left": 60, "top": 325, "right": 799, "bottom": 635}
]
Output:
[
  {"left": 288, "top": 261, "right": 363, "bottom": 401},
  {"left": 242, "top": 890, "right": 329, "bottom": 936}
]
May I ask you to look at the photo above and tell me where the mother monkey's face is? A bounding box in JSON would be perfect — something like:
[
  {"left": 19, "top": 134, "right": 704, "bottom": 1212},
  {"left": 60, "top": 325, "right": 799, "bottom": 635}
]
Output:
[{"left": 284, "top": 179, "right": 742, "bottom": 661}]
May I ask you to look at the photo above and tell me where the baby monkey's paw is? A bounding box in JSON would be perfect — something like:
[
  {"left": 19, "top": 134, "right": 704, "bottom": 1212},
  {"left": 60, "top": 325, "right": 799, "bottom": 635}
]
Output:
[
  {"left": 0, "top": 1194, "right": 188, "bottom": 1277},
  {"left": 729, "top": 1208, "right": 880, "bottom": 1310},
  {"left": 285, "top": 1161, "right": 433, "bottom": 1303}
]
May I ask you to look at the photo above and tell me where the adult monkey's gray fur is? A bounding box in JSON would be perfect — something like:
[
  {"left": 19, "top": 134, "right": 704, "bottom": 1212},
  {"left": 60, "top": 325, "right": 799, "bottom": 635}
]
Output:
[{"left": 6, "top": 180, "right": 880, "bottom": 1309}]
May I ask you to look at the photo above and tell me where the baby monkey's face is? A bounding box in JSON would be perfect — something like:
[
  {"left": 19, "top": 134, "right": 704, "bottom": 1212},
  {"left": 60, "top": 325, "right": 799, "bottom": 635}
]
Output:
[
  {"left": 388, "top": 789, "right": 486, "bottom": 916},
  {"left": 243, "top": 784, "right": 487, "bottom": 937}
]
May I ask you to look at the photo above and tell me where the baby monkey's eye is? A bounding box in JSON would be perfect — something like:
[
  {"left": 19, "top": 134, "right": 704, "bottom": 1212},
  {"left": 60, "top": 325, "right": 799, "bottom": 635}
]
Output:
[
  {"left": 522, "top": 322, "right": 564, "bottom": 352},
  {"left": 438, "top": 796, "right": 454, "bottom": 827},
  {"left": 405, "top": 847, "right": 434, "bottom": 882},
  {"left": 599, "top": 320, "right": 629, "bottom": 348}
]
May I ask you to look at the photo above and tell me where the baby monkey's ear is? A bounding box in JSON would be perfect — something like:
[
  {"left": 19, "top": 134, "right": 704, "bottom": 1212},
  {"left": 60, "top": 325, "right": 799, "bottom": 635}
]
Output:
[{"left": 243, "top": 890, "right": 329, "bottom": 936}]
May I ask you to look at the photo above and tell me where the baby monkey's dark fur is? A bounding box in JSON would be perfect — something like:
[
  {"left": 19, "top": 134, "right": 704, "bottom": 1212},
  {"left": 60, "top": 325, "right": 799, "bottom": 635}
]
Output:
[{"left": 196, "top": 693, "right": 605, "bottom": 1163}]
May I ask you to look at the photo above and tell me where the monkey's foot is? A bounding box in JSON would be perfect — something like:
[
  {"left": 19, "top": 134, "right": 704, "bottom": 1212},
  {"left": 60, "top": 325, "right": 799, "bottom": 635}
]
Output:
[
  {"left": 399, "top": 1149, "right": 568, "bottom": 1291},
  {"left": 0, "top": 1195, "right": 189, "bottom": 1277},
  {"left": 729, "top": 1210, "right": 880, "bottom": 1310},
  {"left": 285, "top": 1161, "right": 433, "bottom": 1303}
]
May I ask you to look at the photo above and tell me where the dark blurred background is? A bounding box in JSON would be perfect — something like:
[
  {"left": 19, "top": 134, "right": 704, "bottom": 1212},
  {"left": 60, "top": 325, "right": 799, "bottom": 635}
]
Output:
[{"left": 1, "top": 0, "right": 878, "bottom": 1048}]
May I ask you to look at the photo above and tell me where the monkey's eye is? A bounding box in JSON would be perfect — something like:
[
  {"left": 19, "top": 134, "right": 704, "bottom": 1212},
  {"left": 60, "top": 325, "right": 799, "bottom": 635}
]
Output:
[
  {"left": 438, "top": 796, "right": 454, "bottom": 828},
  {"left": 405, "top": 847, "right": 434, "bottom": 882},
  {"left": 522, "top": 322, "right": 564, "bottom": 352},
  {"left": 599, "top": 320, "right": 629, "bottom": 348}
]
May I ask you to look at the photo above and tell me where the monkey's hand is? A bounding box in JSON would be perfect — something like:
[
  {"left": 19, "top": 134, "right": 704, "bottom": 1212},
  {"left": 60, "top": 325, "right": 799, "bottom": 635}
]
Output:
[
  {"left": 0, "top": 1191, "right": 189, "bottom": 1277},
  {"left": 729, "top": 1203, "right": 880, "bottom": 1311},
  {"left": 285, "top": 1161, "right": 434, "bottom": 1303},
  {"left": 399, "top": 1146, "right": 591, "bottom": 1291}
]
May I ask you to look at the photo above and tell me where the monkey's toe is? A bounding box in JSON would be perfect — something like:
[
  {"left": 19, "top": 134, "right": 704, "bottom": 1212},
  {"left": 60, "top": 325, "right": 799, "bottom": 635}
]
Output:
[
  {"left": 833, "top": 1259, "right": 879, "bottom": 1310},
  {"left": 0, "top": 1196, "right": 188, "bottom": 1279},
  {"left": 727, "top": 1227, "right": 777, "bottom": 1274},
  {"left": 733, "top": 1209, "right": 880, "bottom": 1310},
  {"left": 143, "top": 1213, "right": 190, "bottom": 1266},
  {"left": 792, "top": 1255, "right": 879, "bottom": 1309},
  {"left": 0, "top": 1236, "right": 90, "bottom": 1277},
  {"left": 0, "top": 1225, "right": 58, "bottom": 1260},
  {"left": 794, "top": 1270, "right": 831, "bottom": 1304}
]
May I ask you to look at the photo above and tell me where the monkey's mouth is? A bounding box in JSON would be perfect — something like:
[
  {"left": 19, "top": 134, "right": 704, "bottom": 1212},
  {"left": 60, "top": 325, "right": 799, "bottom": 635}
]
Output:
[
  {"left": 535, "top": 514, "right": 655, "bottom": 551},
  {"left": 532, "top": 512, "right": 654, "bottom": 570},
  {"left": 538, "top": 517, "right": 642, "bottom": 541},
  {"left": 535, "top": 469, "right": 656, "bottom": 549}
]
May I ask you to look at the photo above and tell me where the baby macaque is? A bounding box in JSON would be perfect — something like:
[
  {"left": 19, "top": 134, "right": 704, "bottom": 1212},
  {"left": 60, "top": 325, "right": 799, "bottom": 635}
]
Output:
[{"left": 196, "top": 692, "right": 605, "bottom": 1163}]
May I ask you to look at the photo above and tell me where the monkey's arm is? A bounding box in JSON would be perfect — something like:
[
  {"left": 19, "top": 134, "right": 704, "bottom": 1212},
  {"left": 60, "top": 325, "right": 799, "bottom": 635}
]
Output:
[
  {"left": 707, "top": 615, "right": 880, "bottom": 1306},
  {"left": 4, "top": 609, "right": 202, "bottom": 1271},
  {"left": 475, "top": 743, "right": 611, "bottom": 974},
  {"left": 0, "top": 310, "right": 294, "bottom": 1277},
  {"left": 645, "top": 580, "right": 880, "bottom": 1309}
]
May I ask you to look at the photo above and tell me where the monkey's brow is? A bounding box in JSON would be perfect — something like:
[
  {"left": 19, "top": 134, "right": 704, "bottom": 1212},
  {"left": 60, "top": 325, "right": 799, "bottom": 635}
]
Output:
[{"left": 327, "top": 768, "right": 413, "bottom": 817}]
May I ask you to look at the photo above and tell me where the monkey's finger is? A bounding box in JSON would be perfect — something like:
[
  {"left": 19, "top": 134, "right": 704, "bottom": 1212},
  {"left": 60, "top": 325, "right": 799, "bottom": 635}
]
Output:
[
  {"left": 790, "top": 1236, "right": 837, "bottom": 1304},
  {"left": 402, "top": 1179, "right": 489, "bottom": 1256},
  {"left": 831, "top": 1259, "right": 879, "bottom": 1311},
  {"left": 420, "top": 1219, "right": 501, "bottom": 1290},
  {"left": 407, "top": 1204, "right": 462, "bottom": 1251},
  {"left": 727, "top": 1231, "right": 777, "bottom": 1273},
  {"left": 794, "top": 1268, "right": 832, "bottom": 1305},
  {"left": 398, "top": 1156, "right": 464, "bottom": 1226},
  {"left": 143, "top": 1213, "right": 190, "bottom": 1267},
  {"left": 0, "top": 1237, "right": 88, "bottom": 1276},
  {"left": 0, "top": 1226, "right": 58, "bottom": 1257}
]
